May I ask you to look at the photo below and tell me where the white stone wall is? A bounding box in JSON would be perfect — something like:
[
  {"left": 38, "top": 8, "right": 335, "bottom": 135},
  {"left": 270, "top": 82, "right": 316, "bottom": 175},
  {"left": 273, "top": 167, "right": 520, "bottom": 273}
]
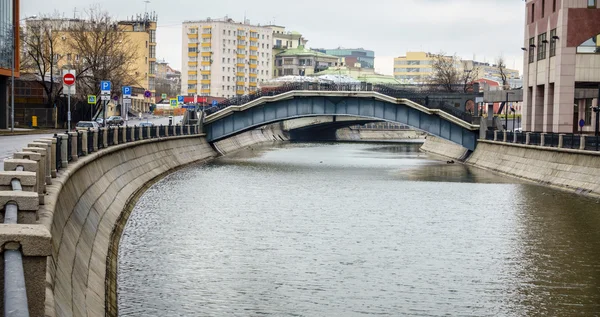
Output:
[{"left": 419, "top": 135, "right": 470, "bottom": 161}]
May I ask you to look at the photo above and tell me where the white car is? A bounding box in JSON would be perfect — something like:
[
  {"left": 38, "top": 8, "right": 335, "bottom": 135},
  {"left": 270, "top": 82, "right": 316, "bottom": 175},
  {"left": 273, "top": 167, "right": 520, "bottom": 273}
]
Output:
[{"left": 76, "top": 121, "right": 100, "bottom": 131}]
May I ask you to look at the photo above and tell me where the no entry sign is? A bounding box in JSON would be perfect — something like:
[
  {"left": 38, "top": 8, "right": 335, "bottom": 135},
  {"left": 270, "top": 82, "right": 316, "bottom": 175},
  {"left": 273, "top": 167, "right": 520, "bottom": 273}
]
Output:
[{"left": 63, "top": 73, "right": 76, "bottom": 86}]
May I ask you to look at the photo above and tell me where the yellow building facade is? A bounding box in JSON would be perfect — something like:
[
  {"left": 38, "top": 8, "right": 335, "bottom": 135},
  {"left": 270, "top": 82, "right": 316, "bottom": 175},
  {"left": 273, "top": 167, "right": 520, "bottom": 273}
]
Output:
[{"left": 393, "top": 52, "right": 437, "bottom": 83}]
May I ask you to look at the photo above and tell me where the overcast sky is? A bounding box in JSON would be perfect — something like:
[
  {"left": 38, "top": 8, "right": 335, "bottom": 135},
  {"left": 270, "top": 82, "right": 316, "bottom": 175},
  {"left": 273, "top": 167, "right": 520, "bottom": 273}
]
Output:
[{"left": 21, "top": 0, "right": 526, "bottom": 75}]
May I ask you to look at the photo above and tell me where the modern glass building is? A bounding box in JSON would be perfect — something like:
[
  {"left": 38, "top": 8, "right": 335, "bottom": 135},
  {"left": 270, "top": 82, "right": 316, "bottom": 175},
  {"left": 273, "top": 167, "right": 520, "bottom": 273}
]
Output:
[
  {"left": 0, "top": 0, "right": 19, "bottom": 129},
  {"left": 315, "top": 48, "right": 375, "bottom": 69}
]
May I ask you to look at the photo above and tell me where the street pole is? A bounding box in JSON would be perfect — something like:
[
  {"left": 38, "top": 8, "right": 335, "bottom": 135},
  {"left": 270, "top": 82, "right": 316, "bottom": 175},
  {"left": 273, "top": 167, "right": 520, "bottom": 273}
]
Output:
[
  {"left": 103, "top": 99, "right": 106, "bottom": 128},
  {"left": 596, "top": 85, "right": 600, "bottom": 137},
  {"left": 505, "top": 92, "right": 509, "bottom": 131},
  {"left": 67, "top": 86, "right": 71, "bottom": 131}
]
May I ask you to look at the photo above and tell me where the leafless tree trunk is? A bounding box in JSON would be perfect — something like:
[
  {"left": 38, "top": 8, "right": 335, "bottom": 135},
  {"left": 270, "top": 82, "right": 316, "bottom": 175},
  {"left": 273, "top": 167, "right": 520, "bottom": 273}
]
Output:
[
  {"left": 461, "top": 62, "right": 479, "bottom": 93},
  {"left": 67, "top": 6, "right": 140, "bottom": 104},
  {"left": 429, "top": 52, "right": 462, "bottom": 92},
  {"left": 20, "top": 14, "right": 65, "bottom": 108},
  {"left": 496, "top": 56, "right": 509, "bottom": 89}
]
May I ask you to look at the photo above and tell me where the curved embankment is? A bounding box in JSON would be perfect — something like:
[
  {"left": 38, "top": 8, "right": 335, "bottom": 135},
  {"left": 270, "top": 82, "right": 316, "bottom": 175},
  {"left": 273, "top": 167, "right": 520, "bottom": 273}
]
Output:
[
  {"left": 419, "top": 135, "right": 470, "bottom": 161},
  {"left": 39, "top": 136, "right": 218, "bottom": 317}
]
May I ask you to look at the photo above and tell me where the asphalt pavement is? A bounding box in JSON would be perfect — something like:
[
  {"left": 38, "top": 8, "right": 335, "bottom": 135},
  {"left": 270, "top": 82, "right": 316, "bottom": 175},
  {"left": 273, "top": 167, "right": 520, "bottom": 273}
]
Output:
[
  {"left": 123, "top": 115, "right": 184, "bottom": 126},
  {"left": 0, "top": 133, "right": 54, "bottom": 170}
]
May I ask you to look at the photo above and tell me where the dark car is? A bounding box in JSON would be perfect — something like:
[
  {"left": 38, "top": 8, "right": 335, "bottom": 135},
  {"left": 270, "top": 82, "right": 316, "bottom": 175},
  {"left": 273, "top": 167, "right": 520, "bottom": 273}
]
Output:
[{"left": 106, "top": 116, "right": 124, "bottom": 126}]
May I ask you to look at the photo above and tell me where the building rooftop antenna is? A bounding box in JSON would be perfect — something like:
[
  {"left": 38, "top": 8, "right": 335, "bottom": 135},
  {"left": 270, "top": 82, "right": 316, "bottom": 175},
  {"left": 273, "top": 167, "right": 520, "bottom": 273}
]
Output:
[{"left": 144, "top": 0, "right": 150, "bottom": 13}]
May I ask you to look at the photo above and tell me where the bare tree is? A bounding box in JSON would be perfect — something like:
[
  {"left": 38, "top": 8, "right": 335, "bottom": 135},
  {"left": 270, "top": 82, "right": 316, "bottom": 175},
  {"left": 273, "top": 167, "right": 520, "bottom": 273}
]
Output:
[
  {"left": 67, "top": 7, "right": 140, "bottom": 103},
  {"left": 429, "top": 52, "right": 462, "bottom": 92},
  {"left": 460, "top": 62, "right": 480, "bottom": 93},
  {"left": 496, "top": 56, "right": 509, "bottom": 89},
  {"left": 20, "top": 14, "right": 65, "bottom": 108}
]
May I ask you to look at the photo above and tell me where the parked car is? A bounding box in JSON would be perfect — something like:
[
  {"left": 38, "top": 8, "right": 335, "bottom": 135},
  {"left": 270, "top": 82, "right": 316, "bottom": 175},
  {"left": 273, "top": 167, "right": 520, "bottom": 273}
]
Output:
[
  {"left": 106, "top": 116, "right": 124, "bottom": 126},
  {"left": 96, "top": 118, "right": 104, "bottom": 127},
  {"left": 75, "top": 121, "right": 99, "bottom": 131},
  {"left": 139, "top": 122, "right": 154, "bottom": 127}
]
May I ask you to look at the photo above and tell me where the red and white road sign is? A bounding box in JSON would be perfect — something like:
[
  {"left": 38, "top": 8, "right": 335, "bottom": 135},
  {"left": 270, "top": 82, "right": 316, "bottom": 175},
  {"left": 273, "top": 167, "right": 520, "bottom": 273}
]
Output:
[{"left": 63, "top": 73, "right": 76, "bottom": 86}]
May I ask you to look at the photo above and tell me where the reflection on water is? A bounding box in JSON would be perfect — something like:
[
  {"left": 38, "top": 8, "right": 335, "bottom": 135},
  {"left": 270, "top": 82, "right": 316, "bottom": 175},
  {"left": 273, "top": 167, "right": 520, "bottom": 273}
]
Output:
[{"left": 118, "top": 142, "right": 600, "bottom": 316}]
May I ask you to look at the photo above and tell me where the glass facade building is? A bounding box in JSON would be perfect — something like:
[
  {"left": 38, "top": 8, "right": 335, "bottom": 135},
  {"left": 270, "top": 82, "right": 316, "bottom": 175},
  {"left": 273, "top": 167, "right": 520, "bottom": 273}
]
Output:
[
  {"left": 0, "top": 0, "right": 15, "bottom": 69},
  {"left": 319, "top": 48, "right": 375, "bottom": 69}
]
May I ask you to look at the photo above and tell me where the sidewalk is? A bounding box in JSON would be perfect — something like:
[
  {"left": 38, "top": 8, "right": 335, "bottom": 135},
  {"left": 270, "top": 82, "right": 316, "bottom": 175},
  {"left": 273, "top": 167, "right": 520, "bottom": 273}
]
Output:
[{"left": 0, "top": 128, "right": 63, "bottom": 136}]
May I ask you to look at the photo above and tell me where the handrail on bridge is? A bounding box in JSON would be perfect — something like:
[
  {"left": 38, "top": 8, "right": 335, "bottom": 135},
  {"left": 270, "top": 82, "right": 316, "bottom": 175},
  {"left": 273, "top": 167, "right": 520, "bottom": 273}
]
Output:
[
  {"left": 4, "top": 164, "right": 30, "bottom": 317},
  {"left": 203, "top": 83, "right": 478, "bottom": 124}
]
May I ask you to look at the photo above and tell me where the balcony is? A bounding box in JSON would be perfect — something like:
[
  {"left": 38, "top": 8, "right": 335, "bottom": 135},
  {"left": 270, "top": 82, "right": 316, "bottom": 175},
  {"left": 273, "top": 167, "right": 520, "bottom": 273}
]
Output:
[
  {"left": 250, "top": 46, "right": 258, "bottom": 51},
  {"left": 249, "top": 64, "right": 257, "bottom": 69},
  {"left": 201, "top": 79, "right": 211, "bottom": 85},
  {"left": 201, "top": 52, "right": 212, "bottom": 57},
  {"left": 188, "top": 52, "right": 198, "bottom": 57},
  {"left": 188, "top": 89, "right": 197, "bottom": 94},
  {"left": 188, "top": 33, "right": 198, "bottom": 39},
  {"left": 188, "top": 70, "right": 197, "bottom": 75},
  {"left": 249, "top": 82, "right": 257, "bottom": 87},
  {"left": 249, "top": 73, "right": 257, "bottom": 78},
  {"left": 236, "top": 63, "right": 246, "bottom": 68},
  {"left": 236, "top": 90, "right": 245, "bottom": 95},
  {"left": 249, "top": 55, "right": 258, "bottom": 60},
  {"left": 202, "top": 33, "right": 212, "bottom": 39},
  {"left": 188, "top": 61, "right": 198, "bottom": 67},
  {"left": 188, "top": 80, "right": 197, "bottom": 84},
  {"left": 201, "top": 42, "right": 211, "bottom": 47},
  {"left": 250, "top": 37, "right": 258, "bottom": 42},
  {"left": 201, "top": 89, "right": 211, "bottom": 94},
  {"left": 201, "top": 70, "right": 210, "bottom": 75},
  {"left": 236, "top": 72, "right": 245, "bottom": 77},
  {"left": 236, "top": 81, "right": 245, "bottom": 86}
]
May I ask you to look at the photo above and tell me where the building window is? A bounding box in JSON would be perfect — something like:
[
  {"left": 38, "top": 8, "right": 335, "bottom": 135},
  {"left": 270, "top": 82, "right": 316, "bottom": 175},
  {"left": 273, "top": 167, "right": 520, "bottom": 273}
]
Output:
[
  {"left": 589, "top": 0, "right": 597, "bottom": 8},
  {"left": 553, "top": 0, "right": 556, "bottom": 12},
  {"left": 550, "top": 29, "right": 557, "bottom": 57},
  {"left": 531, "top": 3, "right": 535, "bottom": 23},
  {"left": 529, "top": 37, "right": 535, "bottom": 63},
  {"left": 585, "top": 98, "right": 593, "bottom": 125},
  {"left": 542, "top": 0, "right": 545, "bottom": 18},
  {"left": 537, "top": 33, "right": 547, "bottom": 60}
]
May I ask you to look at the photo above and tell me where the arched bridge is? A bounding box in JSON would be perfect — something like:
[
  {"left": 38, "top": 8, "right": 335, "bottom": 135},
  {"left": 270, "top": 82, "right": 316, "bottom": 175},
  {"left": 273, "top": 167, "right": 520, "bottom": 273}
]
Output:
[{"left": 204, "top": 91, "right": 480, "bottom": 150}]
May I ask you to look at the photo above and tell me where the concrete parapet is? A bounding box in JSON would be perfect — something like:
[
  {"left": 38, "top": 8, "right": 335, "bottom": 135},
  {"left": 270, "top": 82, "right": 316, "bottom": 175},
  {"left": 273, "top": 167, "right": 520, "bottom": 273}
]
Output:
[
  {"left": 155, "top": 125, "right": 159, "bottom": 137},
  {"left": 122, "top": 126, "right": 127, "bottom": 143},
  {"left": 559, "top": 134, "right": 565, "bottom": 148},
  {"left": 165, "top": 125, "right": 169, "bottom": 137},
  {"left": 0, "top": 171, "right": 37, "bottom": 192},
  {"left": 0, "top": 190, "right": 39, "bottom": 222},
  {"left": 502, "top": 131, "right": 507, "bottom": 142},
  {"left": 493, "top": 130, "right": 498, "bottom": 141},
  {"left": 81, "top": 131, "right": 88, "bottom": 155},
  {"left": 40, "top": 138, "right": 58, "bottom": 178},
  {"left": 138, "top": 126, "right": 143, "bottom": 140},
  {"left": 29, "top": 142, "right": 52, "bottom": 186},
  {"left": 580, "top": 135, "right": 586, "bottom": 150},
  {"left": 103, "top": 129, "right": 108, "bottom": 148},
  {"left": 513, "top": 132, "right": 517, "bottom": 143},
  {"left": 68, "top": 132, "right": 79, "bottom": 162},
  {"left": 187, "top": 125, "right": 191, "bottom": 135},
  {"left": 526, "top": 132, "right": 531, "bottom": 145},
  {"left": 0, "top": 224, "right": 51, "bottom": 317},
  {"left": 60, "top": 134, "right": 68, "bottom": 168},
  {"left": 113, "top": 127, "right": 119, "bottom": 145},
  {"left": 541, "top": 133, "right": 546, "bottom": 146},
  {"left": 93, "top": 130, "right": 99, "bottom": 152},
  {"left": 22, "top": 147, "right": 47, "bottom": 193}
]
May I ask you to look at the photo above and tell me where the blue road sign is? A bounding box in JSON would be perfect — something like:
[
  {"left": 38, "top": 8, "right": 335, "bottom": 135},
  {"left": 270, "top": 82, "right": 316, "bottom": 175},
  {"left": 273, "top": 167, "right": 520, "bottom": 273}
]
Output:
[
  {"left": 170, "top": 99, "right": 177, "bottom": 107},
  {"left": 212, "top": 100, "right": 218, "bottom": 106},
  {"left": 579, "top": 119, "right": 585, "bottom": 128},
  {"left": 182, "top": 105, "right": 195, "bottom": 109},
  {"left": 101, "top": 81, "right": 111, "bottom": 92},
  {"left": 122, "top": 86, "right": 131, "bottom": 97},
  {"left": 177, "top": 95, "right": 184, "bottom": 103}
]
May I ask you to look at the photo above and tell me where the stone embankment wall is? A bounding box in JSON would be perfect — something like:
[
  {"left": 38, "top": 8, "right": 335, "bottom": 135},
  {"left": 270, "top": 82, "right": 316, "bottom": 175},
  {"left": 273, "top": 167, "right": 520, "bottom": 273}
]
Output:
[
  {"left": 467, "top": 140, "right": 600, "bottom": 196},
  {"left": 212, "top": 123, "right": 290, "bottom": 155},
  {"left": 336, "top": 128, "right": 425, "bottom": 141},
  {"left": 39, "top": 136, "right": 217, "bottom": 317},
  {"left": 420, "top": 135, "right": 471, "bottom": 161}
]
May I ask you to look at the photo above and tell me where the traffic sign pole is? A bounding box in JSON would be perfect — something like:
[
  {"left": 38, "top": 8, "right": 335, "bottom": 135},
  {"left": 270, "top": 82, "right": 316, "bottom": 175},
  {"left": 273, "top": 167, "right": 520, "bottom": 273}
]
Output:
[
  {"left": 68, "top": 86, "right": 71, "bottom": 131},
  {"left": 63, "top": 71, "right": 76, "bottom": 131}
]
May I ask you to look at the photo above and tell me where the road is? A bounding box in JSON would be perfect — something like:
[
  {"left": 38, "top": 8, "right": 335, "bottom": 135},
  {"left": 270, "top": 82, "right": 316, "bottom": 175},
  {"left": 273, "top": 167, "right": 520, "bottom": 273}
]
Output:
[
  {"left": 124, "top": 115, "right": 184, "bottom": 126},
  {"left": 0, "top": 133, "right": 54, "bottom": 170}
]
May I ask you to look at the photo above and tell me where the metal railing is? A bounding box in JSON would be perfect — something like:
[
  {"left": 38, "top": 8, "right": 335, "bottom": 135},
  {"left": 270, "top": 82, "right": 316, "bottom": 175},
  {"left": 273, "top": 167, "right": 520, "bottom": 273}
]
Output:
[
  {"left": 484, "top": 130, "right": 600, "bottom": 152},
  {"left": 203, "top": 82, "right": 477, "bottom": 124},
  {"left": 4, "top": 165, "right": 30, "bottom": 317},
  {"left": 54, "top": 134, "right": 63, "bottom": 170}
]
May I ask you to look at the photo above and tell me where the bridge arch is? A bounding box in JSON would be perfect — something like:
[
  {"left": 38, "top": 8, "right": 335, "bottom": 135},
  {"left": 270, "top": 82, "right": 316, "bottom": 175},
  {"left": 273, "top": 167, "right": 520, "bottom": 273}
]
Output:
[{"left": 204, "top": 91, "right": 479, "bottom": 150}]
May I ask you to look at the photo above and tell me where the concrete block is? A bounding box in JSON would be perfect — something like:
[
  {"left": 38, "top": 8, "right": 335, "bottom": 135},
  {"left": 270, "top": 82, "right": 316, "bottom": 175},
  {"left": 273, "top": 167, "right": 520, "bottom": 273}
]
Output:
[
  {"left": 29, "top": 142, "right": 52, "bottom": 186},
  {"left": 526, "top": 132, "right": 531, "bottom": 145},
  {"left": 558, "top": 134, "right": 565, "bottom": 148},
  {"left": 493, "top": 130, "right": 498, "bottom": 141},
  {"left": 60, "top": 134, "right": 69, "bottom": 168},
  {"left": 38, "top": 138, "right": 57, "bottom": 178},
  {"left": 0, "top": 171, "right": 37, "bottom": 192},
  {"left": 503, "top": 131, "right": 507, "bottom": 142},
  {"left": 0, "top": 191, "right": 39, "bottom": 211},
  {"left": 93, "top": 130, "right": 99, "bottom": 152},
  {"left": 0, "top": 224, "right": 50, "bottom": 256},
  {"left": 541, "top": 133, "right": 546, "bottom": 146},
  {"left": 82, "top": 131, "right": 88, "bottom": 155},
  {"left": 68, "top": 132, "right": 79, "bottom": 162},
  {"left": 580, "top": 135, "right": 586, "bottom": 150},
  {"left": 121, "top": 126, "right": 127, "bottom": 143}
]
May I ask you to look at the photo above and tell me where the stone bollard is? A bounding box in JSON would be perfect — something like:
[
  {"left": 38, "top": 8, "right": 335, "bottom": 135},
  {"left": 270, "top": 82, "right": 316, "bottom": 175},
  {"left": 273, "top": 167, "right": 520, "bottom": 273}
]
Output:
[
  {"left": 0, "top": 171, "right": 39, "bottom": 224},
  {"left": 493, "top": 131, "right": 498, "bottom": 141},
  {"left": 5, "top": 157, "right": 42, "bottom": 204},
  {"left": 122, "top": 126, "right": 127, "bottom": 143},
  {"left": 540, "top": 133, "right": 546, "bottom": 147},
  {"left": 21, "top": 147, "right": 47, "bottom": 194},
  {"left": 155, "top": 125, "right": 159, "bottom": 138},
  {"left": 187, "top": 125, "right": 191, "bottom": 135},
  {"left": 113, "top": 127, "right": 119, "bottom": 145},
  {"left": 0, "top": 224, "right": 51, "bottom": 317},
  {"left": 502, "top": 131, "right": 507, "bottom": 142},
  {"left": 68, "top": 132, "right": 79, "bottom": 162},
  {"left": 60, "top": 134, "right": 69, "bottom": 168},
  {"left": 525, "top": 132, "right": 531, "bottom": 145},
  {"left": 165, "top": 125, "right": 169, "bottom": 137},
  {"left": 147, "top": 125, "right": 151, "bottom": 139},
  {"left": 172, "top": 125, "right": 176, "bottom": 136},
  {"left": 103, "top": 128, "right": 108, "bottom": 148},
  {"left": 93, "top": 129, "right": 99, "bottom": 152},
  {"left": 81, "top": 131, "right": 88, "bottom": 155},
  {"left": 513, "top": 132, "right": 518, "bottom": 143},
  {"left": 558, "top": 134, "right": 565, "bottom": 148},
  {"left": 31, "top": 140, "right": 53, "bottom": 185},
  {"left": 39, "top": 138, "right": 57, "bottom": 178},
  {"left": 580, "top": 135, "right": 586, "bottom": 150}
]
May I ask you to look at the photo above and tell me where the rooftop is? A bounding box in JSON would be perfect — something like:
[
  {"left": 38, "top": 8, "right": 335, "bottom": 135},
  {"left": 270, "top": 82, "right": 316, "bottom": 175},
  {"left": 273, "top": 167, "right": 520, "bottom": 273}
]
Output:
[{"left": 277, "top": 46, "right": 338, "bottom": 59}]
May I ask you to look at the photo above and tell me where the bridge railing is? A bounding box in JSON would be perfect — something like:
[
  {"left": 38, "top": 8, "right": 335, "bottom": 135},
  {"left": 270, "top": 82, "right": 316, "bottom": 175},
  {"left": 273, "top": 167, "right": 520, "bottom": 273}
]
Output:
[
  {"left": 0, "top": 123, "right": 201, "bottom": 316},
  {"left": 484, "top": 130, "right": 600, "bottom": 152},
  {"left": 204, "top": 82, "right": 477, "bottom": 124}
]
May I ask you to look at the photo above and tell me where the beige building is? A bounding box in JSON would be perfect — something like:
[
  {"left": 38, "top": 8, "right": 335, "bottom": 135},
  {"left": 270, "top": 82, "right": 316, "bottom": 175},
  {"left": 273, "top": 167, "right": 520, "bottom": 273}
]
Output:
[
  {"left": 181, "top": 17, "right": 274, "bottom": 98},
  {"left": 523, "top": 0, "right": 600, "bottom": 133},
  {"left": 268, "top": 25, "right": 308, "bottom": 76},
  {"left": 274, "top": 46, "right": 338, "bottom": 77},
  {"left": 394, "top": 51, "right": 521, "bottom": 88}
]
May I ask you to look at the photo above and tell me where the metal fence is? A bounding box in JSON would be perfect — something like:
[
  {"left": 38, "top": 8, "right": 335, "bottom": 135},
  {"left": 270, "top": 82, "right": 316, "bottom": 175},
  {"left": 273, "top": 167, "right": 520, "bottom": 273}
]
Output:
[
  {"left": 14, "top": 108, "right": 54, "bottom": 128},
  {"left": 484, "top": 130, "right": 599, "bottom": 152}
]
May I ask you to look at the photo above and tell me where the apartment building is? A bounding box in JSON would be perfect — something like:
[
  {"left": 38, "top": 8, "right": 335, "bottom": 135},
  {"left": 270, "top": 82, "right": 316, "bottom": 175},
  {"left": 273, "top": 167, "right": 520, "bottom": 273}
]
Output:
[
  {"left": 23, "top": 13, "right": 158, "bottom": 113},
  {"left": 523, "top": 0, "right": 600, "bottom": 133},
  {"left": 274, "top": 46, "right": 338, "bottom": 77},
  {"left": 182, "top": 17, "right": 274, "bottom": 98},
  {"left": 0, "top": 0, "right": 19, "bottom": 129},
  {"left": 314, "top": 48, "right": 375, "bottom": 69}
]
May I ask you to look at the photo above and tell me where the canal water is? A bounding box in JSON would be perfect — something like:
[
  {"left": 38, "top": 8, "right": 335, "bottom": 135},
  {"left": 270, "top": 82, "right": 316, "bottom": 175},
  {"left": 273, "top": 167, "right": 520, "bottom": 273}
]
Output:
[{"left": 118, "top": 143, "right": 600, "bottom": 316}]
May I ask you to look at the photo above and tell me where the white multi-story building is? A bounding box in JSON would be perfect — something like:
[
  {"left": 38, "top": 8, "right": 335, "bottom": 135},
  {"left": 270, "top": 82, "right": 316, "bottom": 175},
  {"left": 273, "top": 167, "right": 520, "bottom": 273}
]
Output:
[{"left": 182, "top": 17, "right": 274, "bottom": 98}]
